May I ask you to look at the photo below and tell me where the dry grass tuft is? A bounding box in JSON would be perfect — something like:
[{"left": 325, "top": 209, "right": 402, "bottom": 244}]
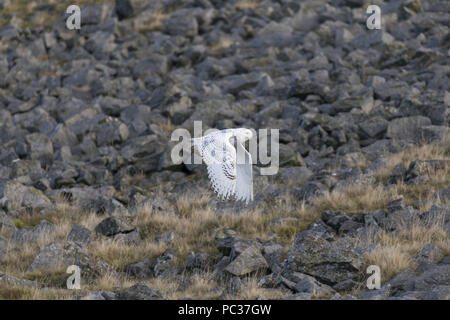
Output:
[
  {"left": 363, "top": 217, "right": 450, "bottom": 283},
  {"left": 235, "top": 0, "right": 259, "bottom": 11},
  {"left": 134, "top": 10, "right": 169, "bottom": 33}
]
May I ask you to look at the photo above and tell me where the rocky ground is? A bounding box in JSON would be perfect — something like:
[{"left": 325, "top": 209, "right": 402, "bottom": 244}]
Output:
[{"left": 0, "top": 0, "right": 449, "bottom": 300}]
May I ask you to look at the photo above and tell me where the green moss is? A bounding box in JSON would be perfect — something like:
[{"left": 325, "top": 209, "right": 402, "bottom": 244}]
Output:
[
  {"left": 444, "top": 146, "right": 450, "bottom": 157},
  {"left": 13, "top": 219, "right": 25, "bottom": 229}
]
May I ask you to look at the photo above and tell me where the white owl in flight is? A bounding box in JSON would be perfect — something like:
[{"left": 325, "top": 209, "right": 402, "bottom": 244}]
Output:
[{"left": 192, "top": 128, "right": 254, "bottom": 204}]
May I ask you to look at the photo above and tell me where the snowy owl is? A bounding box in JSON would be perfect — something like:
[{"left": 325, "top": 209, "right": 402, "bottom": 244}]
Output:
[{"left": 192, "top": 128, "right": 254, "bottom": 204}]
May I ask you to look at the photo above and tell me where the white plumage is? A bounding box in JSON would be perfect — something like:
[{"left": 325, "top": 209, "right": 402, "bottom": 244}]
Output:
[{"left": 192, "top": 128, "right": 254, "bottom": 204}]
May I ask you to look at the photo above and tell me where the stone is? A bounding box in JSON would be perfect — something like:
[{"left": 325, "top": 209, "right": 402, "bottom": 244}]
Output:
[
  {"left": 116, "top": 283, "right": 163, "bottom": 300},
  {"left": 224, "top": 244, "right": 269, "bottom": 277},
  {"left": 261, "top": 242, "right": 284, "bottom": 273},
  {"left": 417, "top": 126, "right": 450, "bottom": 143},
  {"left": 113, "top": 228, "right": 141, "bottom": 245},
  {"left": 270, "top": 167, "right": 313, "bottom": 186},
  {"left": 282, "top": 293, "right": 312, "bottom": 300},
  {"left": 406, "top": 160, "right": 449, "bottom": 182},
  {"left": 386, "top": 116, "right": 432, "bottom": 141},
  {"left": 153, "top": 249, "right": 177, "bottom": 278},
  {"left": 28, "top": 241, "right": 115, "bottom": 280},
  {"left": 186, "top": 252, "right": 210, "bottom": 271},
  {"left": 94, "top": 217, "right": 135, "bottom": 237},
  {"left": 284, "top": 230, "right": 363, "bottom": 285},
  {"left": 359, "top": 117, "right": 389, "bottom": 139},
  {"left": 415, "top": 243, "right": 445, "bottom": 272},
  {"left": 125, "top": 258, "right": 153, "bottom": 279},
  {"left": 95, "top": 118, "right": 129, "bottom": 146},
  {"left": 80, "top": 291, "right": 117, "bottom": 300},
  {"left": 0, "top": 210, "right": 17, "bottom": 237},
  {"left": 0, "top": 180, "right": 29, "bottom": 210},
  {"left": 291, "top": 272, "right": 336, "bottom": 297},
  {"left": 0, "top": 235, "right": 7, "bottom": 258},
  {"left": 25, "top": 133, "right": 54, "bottom": 168},
  {"left": 0, "top": 274, "right": 37, "bottom": 288},
  {"left": 67, "top": 224, "right": 91, "bottom": 246},
  {"left": 115, "top": 0, "right": 134, "bottom": 19},
  {"left": 164, "top": 10, "right": 198, "bottom": 38}
]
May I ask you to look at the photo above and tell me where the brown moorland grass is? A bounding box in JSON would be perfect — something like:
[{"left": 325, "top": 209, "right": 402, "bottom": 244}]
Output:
[{"left": 0, "top": 140, "right": 449, "bottom": 299}]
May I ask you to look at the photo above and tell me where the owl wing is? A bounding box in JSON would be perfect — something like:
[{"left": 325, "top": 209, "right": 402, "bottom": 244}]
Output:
[
  {"left": 192, "top": 132, "right": 237, "bottom": 200},
  {"left": 235, "top": 141, "right": 253, "bottom": 204}
]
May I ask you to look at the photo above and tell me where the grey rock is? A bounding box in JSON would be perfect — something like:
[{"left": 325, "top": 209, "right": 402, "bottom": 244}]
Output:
[
  {"left": 386, "top": 116, "right": 432, "bottom": 141},
  {"left": 116, "top": 283, "right": 163, "bottom": 300},
  {"left": 384, "top": 206, "right": 419, "bottom": 231},
  {"left": 216, "top": 237, "right": 257, "bottom": 258},
  {"left": 25, "top": 133, "right": 54, "bottom": 168},
  {"left": 284, "top": 230, "right": 363, "bottom": 285},
  {"left": 333, "top": 279, "right": 359, "bottom": 292},
  {"left": 434, "top": 187, "right": 450, "bottom": 203},
  {"left": 269, "top": 217, "right": 299, "bottom": 226},
  {"left": 421, "top": 204, "right": 450, "bottom": 230},
  {"left": 257, "top": 272, "right": 283, "bottom": 289},
  {"left": 67, "top": 224, "right": 91, "bottom": 246},
  {"left": 0, "top": 180, "right": 29, "bottom": 210},
  {"left": 406, "top": 160, "right": 450, "bottom": 182},
  {"left": 261, "top": 242, "right": 284, "bottom": 273},
  {"left": 359, "top": 117, "right": 388, "bottom": 139},
  {"left": 224, "top": 276, "right": 242, "bottom": 296},
  {"left": 154, "top": 231, "right": 176, "bottom": 245},
  {"left": 113, "top": 228, "right": 141, "bottom": 245},
  {"left": 13, "top": 220, "right": 55, "bottom": 245},
  {"left": 11, "top": 160, "right": 43, "bottom": 181},
  {"left": 224, "top": 244, "right": 269, "bottom": 277},
  {"left": 80, "top": 290, "right": 117, "bottom": 300},
  {"left": 417, "top": 125, "right": 450, "bottom": 143},
  {"left": 0, "top": 210, "right": 17, "bottom": 237},
  {"left": 387, "top": 269, "right": 416, "bottom": 294},
  {"left": 416, "top": 243, "right": 445, "bottom": 265},
  {"left": 125, "top": 258, "right": 153, "bottom": 279},
  {"left": 422, "top": 285, "right": 450, "bottom": 300},
  {"left": 89, "top": 197, "right": 125, "bottom": 215},
  {"left": 21, "top": 187, "right": 52, "bottom": 210},
  {"left": 282, "top": 293, "right": 312, "bottom": 300},
  {"left": 413, "top": 265, "right": 450, "bottom": 292},
  {"left": 186, "top": 252, "right": 210, "bottom": 271},
  {"left": 291, "top": 272, "right": 336, "bottom": 297},
  {"left": 28, "top": 241, "right": 115, "bottom": 280},
  {"left": 357, "top": 285, "right": 392, "bottom": 300},
  {"left": 270, "top": 166, "right": 313, "bottom": 186},
  {"left": 153, "top": 249, "right": 177, "bottom": 278},
  {"left": 292, "top": 181, "right": 327, "bottom": 202},
  {"left": 0, "top": 274, "right": 37, "bottom": 288},
  {"left": 94, "top": 117, "right": 129, "bottom": 146},
  {"left": 0, "top": 235, "right": 7, "bottom": 258},
  {"left": 115, "top": 0, "right": 134, "bottom": 19},
  {"left": 164, "top": 10, "right": 198, "bottom": 38},
  {"left": 95, "top": 217, "right": 135, "bottom": 237},
  {"left": 389, "top": 163, "right": 407, "bottom": 184}
]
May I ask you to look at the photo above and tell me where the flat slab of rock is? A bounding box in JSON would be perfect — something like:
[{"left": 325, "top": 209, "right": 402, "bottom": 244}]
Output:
[
  {"left": 0, "top": 210, "right": 17, "bottom": 237},
  {"left": 0, "top": 274, "right": 37, "bottom": 288},
  {"left": 284, "top": 230, "right": 363, "bottom": 285},
  {"left": 67, "top": 224, "right": 91, "bottom": 246},
  {"left": 116, "top": 283, "right": 163, "bottom": 300},
  {"left": 28, "top": 241, "right": 114, "bottom": 280},
  {"left": 94, "top": 217, "right": 135, "bottom": 237},
  {"left": 386, "top": 116, "right": 431, "bottom": 140},
  {"left": 225, "top": 244, "right": 269, "bottom": 276}
]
